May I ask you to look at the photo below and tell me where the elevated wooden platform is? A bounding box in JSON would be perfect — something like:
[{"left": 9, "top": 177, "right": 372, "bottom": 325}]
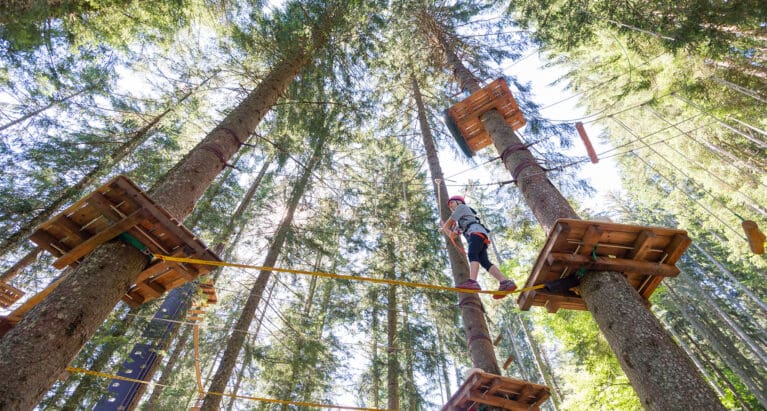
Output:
[
  {"left": 446, "top": 78, "right": 526, "bottom": 156},
  {"left": 518, "top": 219, "right": 691, "bottom": 313},
  {"left": 0, "top": 282, "right": 24, "bottom": 308},
  {"left": 27, "top": 175, "right": 220, "bottom": 308},
  {"left": 442, "top": 370, "right": 550, "bottom": 411}
]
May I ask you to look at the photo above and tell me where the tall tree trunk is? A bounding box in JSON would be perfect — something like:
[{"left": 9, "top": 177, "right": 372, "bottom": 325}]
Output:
[
  {"left": 0, "top": 83, "right": 203, "bottom": 259},
  {"left": 200, "top": 133, "right": 327, "bottom": 411},
  {"left": 665, "top": 288, "right": 767, "bottom": 406},
  {"left": 60, "top": 307, "right": 139, "bottom": 410},
  {"left": 516, "top": 313, "right": 562, "bottom": 410},
  {"left": 411, "top": 74, "right": 500, "bottom": 374},
  {"left": 143, "top": 324, "right": 193, "bottom": 410},
  {"left": 656, "top": 311, "right": 726, "bottom": 398},
  {"left": 434, "top": 321, "right": 452, "bottom": 403},
  {"left": 675, "top": 276, "right": 767, "bottom": 365},
  {"left": 675, "top": 323, "right": 755, "bottom": 411},
  {"left": 371, "top": 289, "right": 381, "bottom": 409},
  {"left": 0, "top": 48, "right": 310, "bottom": 410},
  {"left": 226, "top": 278, "right": 278, "bottom": 411},
  {"left": 402, "top": 309, "right": 419, "bottom": 410},
  {"left": 385, "top": 239, "right": 399, "bottom": 411},
  {"left": 690, "top": 242, "right": 767, "bottom": 315},
  {"left": 418, "top": 10, "right": 724, "bottom": 410},
  {"left": 504, "top": 322, "right": 530, "bottom": 381}
]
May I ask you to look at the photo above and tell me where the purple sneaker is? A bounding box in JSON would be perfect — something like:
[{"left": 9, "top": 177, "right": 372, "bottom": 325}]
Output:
[
  {"left": 493, "top": 280, "right": 517, "bottom": 300},
  {"left": 456, "top": 279, "right": 481, "bottom": 290}
]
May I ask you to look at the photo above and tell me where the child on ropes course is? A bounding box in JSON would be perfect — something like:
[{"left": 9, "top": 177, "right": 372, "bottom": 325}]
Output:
[{"left": 440, "top": 195, "right": 517, "bottom": 299}]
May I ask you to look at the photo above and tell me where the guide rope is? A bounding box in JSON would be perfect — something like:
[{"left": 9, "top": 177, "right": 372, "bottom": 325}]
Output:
[{"left": 153, "top": 254, "right": 545, "bottom": 297}]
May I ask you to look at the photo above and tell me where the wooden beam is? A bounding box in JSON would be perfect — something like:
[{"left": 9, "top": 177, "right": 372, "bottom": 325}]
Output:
[
  {"left": 467, "top": 389, "right": 534, "bottom": 411},
  {"left": 88, "top": 191, "right": 122, "bottom": 221},
  {"left": 519, "top": 222, "right": 571, "bottom": 310},
  {"left": 579, "top": 225, "right": 603, "bottom": 256},
  {"left": 53, "top": 210, "right": 146, "bottom": 269},
  {"left": 54, "top": 215, "right": 89, "bottom": 243},
  {"left": 546, "top": 253, "right": 680, "bottom": 277},
  {"left": 663, "top": 233, "right": 692, "bottom": 265},
  {"left": 29, "top": 230, "right": 70, "bottom": 257},
  {"left": 627, "top": 230, "right": 657, "bottom": 260}
]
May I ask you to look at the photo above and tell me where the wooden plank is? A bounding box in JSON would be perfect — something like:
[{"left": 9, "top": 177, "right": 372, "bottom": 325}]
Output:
[
  {"left": 53, "top": 210, "right": 146, "bottom": 269},
  {"left": 663, "top": 233, "right": 692, "bottom": 265},
  {"left": 560, "top": 218, "right": 688, "bottom": 239},
  {"left": 529, "top": 387, "right": 552, "bottom": 407},
  {"left": 534, "top": 292, "right": 585, "bottom": 311},
  {"left": 88, "top": 191, "right": 124, "bottom": 222},
  {"left": 121, "top": 294, "right": 142, "bottom": 308},
  {"left": 519, "top": 222, "right": 571, "bottom": 310},
  {"left": 518, "top": 383, "right": 534, "bottom": 402},
  {"left": 626, "top": 230, "right": 657, "bottom": 260},
  {"left": 467, "top": 389, "right": 531, "bottom": 411},
  {"left": 139, "top": 280, "right": 166, "bottom": 298},
  {"left": 29, "top": 230, "right": 70, "bottom": 256},
  {"left": 54, "top": 215, "right": 89, "bottom": 243},
  {"left": 546, "top": 253, "right": 680, "bottom": 277},
  {"left": 579, "top": 225, "right": 604, "bottom": 256},
  {"left": 486, "top": 378, "right": 504, "bottom": 396}
]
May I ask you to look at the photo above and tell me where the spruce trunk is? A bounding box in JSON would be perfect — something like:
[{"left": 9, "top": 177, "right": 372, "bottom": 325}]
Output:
[
  {"left": 411, "top": 75, "right": 500, "bottom": 374},
  {"left": 422, "top": 11, "right": 725, "bottom": 410},
  {"left": 0, "top": 51, "right": 308, "bottom": 410},
  {"left": 200, "top": 133, "right": 326, "bottom": 411}
]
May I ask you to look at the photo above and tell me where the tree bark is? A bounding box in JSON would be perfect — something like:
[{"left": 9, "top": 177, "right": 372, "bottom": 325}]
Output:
[
  {"left": 143, "top": 324, "right": 193, "bottom": 410},
  {"left": 418, "top": 9, "right": 725, "bottom": 410},
  {"left": 386, "top": 239, "right": 399, "bottom": 411},
  {"left": 411, "top": 74, "right": 500, "bottom": 374},
  {"left": 200, "top": 132, "right": 326, "bottom": 411},
  {"left": 0, "top": 49, "right": 308, "bottom": 410}
]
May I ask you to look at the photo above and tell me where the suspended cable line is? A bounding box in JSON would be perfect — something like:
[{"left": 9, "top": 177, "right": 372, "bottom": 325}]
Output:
[
  {"left": 613, "top": 117, "right": 754, "bottom": 227},
  {"left": 626, "top": 149, "right": 746, "bottom": 240},
  {"left": 674, "top": 94, "right": 767, "bottom": 150},
  {"left": 645, "top": 107, "right": 767, "bottom": 218}
]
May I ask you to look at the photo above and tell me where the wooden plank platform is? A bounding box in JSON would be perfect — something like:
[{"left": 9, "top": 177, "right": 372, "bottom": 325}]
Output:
[
  {"left": 442, "top": 370, "right": 550, "bottom": 411},
  {"left": 447, "top": 78, "right": 526, "bottom": 155},
  {"left": 0, "top": 282, "right": 24, "bottom": 308},
  {"left": 27, "top": 175, "right": 220, "bottom": 308},
  {"left": 518, "top": 219, "right": 691, "bottom": 313}
]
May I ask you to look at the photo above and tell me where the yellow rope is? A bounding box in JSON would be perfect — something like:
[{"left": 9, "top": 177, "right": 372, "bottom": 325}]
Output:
[
  {"left": 193, "top": 323, "right": 203, "bottom": 396},
  {"left": 65, "top": 367, "right": 392, "bottom": 410},
  {"left": 153, "top": 254, "right": 545, "bottom": 296}
]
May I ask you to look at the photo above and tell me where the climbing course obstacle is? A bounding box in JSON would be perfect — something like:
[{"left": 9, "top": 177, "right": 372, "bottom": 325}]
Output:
[
  {"left": 444, "top": 78, "right": 526, "bottom": 157},
  {"left": 518, "top": 218, "right": 691, "bottom": 313},
  {"left": 442, "top": 369, "right": 550, "bottom": 411},
  {"left": 0, "top": 175, "right": 220, "bottom": 335}
]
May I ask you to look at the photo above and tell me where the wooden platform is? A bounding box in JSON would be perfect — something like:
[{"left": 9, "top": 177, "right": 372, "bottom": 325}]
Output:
[
  {"left": 518, "top": 219, "right": 691, "bottom": 313},
  {"left": 442, "top": 370, "right": 550, "bottom": 411},
  {"left": 0, "top": 282, "right": 24, "bottom": 308},
  {"left": 446, "top": 78, "right": 526, "bottom": 155},
  {"left": 27, "top": 175, "right": 220, "bottom": 308}
]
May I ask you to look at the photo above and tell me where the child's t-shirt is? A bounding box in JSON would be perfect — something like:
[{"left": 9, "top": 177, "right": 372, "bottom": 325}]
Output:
[{"left": 450, "top": 204, "right": 489, "bottom": 237}]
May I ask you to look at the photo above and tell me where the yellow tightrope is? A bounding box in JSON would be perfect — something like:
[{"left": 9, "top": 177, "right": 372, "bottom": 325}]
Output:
[
  {"left": 65, "top": 367, "right": 391, "bottom": 411},
  {"left": 154, "top": 254, "right": 545, "bottom": 296},
  {"left": 204, "top": 390, "right": 393, "bottom": 410}
]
